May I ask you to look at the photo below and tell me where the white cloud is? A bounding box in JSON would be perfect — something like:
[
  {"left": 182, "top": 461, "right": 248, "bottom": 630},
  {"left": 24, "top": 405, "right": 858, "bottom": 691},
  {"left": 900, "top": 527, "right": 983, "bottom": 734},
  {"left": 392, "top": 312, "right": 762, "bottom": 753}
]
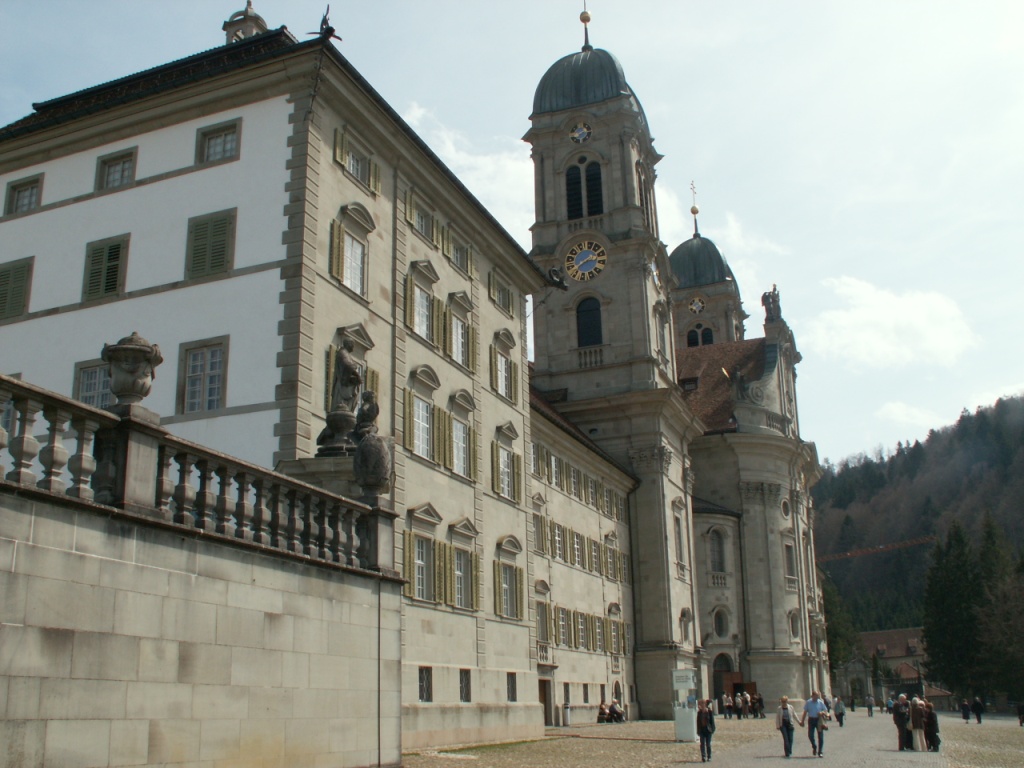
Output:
[
  {"left": 801, "top": 276, "right": 977, "bottom": 368},
  {"left": 875, "top": 401, "right": 944, "bottom": 431}
]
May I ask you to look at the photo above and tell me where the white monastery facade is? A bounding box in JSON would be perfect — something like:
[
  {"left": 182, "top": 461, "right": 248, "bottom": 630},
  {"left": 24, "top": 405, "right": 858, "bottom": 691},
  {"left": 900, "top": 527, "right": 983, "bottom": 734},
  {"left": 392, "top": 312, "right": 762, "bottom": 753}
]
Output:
[{"left": 0, "top": 4, "right": 828, "bottom": 749}]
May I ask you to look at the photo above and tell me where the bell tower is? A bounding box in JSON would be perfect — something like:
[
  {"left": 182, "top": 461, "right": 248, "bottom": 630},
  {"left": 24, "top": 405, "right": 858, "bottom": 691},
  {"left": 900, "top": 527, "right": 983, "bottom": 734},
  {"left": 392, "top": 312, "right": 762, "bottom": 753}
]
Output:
[
  {"left": 525, "top": 11, "right": 706, "bottom": 719},
  {"left": 526, "top": 10, "right": 675, "bottom": 401}
]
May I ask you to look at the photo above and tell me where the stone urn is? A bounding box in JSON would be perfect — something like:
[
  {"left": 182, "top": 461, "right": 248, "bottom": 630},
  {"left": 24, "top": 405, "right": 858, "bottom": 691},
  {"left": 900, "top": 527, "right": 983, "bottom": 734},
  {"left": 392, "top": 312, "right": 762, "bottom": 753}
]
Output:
[
  {"left": 101, "top": 332, "right": 163, "bottom": 405},
  {"left": 354, "top": 433, "right": 392, "bottom": 495}
]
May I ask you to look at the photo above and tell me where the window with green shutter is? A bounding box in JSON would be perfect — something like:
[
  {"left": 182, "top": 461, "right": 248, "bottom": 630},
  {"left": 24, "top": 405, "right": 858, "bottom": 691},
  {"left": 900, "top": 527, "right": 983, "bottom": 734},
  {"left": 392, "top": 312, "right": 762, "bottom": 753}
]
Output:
[
  {"left": 0, "top": 258, "right": 32, "bottom": 320},
  {"left": 186, "top": 210, "right": 235, "bottom": 279},
  {"left": 83, "top": 236, "right": 128, "bottom": 301}
]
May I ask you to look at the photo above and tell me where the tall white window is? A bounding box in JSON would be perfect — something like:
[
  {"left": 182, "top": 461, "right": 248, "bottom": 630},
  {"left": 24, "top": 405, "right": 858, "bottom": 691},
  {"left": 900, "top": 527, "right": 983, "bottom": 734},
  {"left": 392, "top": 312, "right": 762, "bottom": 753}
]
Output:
[
  {"left": 496, "top": 351, "right": 512, "bottom": 399},
  {"left": 343, "top": 233, "right": 365, "bottom": 294},
  {"left": 451, "top": 314, "right": 468, "bottom": 366},
  {"left": 554, "top": 525, "right": 564, "bottom": 561},
  {"left": 558, "top": 608, "right": 569, "bottom": 645},
  {"left": 500, "top": 563, "right": 515, "bottom": 618},
  {"left": 710, "top": 530, "right": 726, "bottom": 573},
  {"left": 414, "top": 285, "right": 432, "bottom": 340},
  {"left": 184, "top": 342, "right": 225, "bottom": 413},
  {"left": 413, "top": 396, "right": 432, "bottom": 458},
  {"left": 550, "top": 454, "right": 561, "bottom": 487},
  {"left": 498, "top": 446, "right": 513, "bottom": 499},
  {"left": 573, "top": 532, "right": 583, "bottom": 566},
  {"left": 454, "top": 548, "right": 471, "bottom": 608},
  {"left": 199, "top": 122, "right": 239, "bottom": 162},
  {"left": 415, "top": 536, "right": 434, "bottom": 601},
  {"left": 595, "top": 618, "right": 604, "bottom": 651},
  {"left": 76, "top": 364, "right": 113, "bottom": 409},
  {"left": 452, "top": 418, "right": 470, "bottom": 477},
  {"left": 537, "top": 602, "right": 550, "bottom": 643}
]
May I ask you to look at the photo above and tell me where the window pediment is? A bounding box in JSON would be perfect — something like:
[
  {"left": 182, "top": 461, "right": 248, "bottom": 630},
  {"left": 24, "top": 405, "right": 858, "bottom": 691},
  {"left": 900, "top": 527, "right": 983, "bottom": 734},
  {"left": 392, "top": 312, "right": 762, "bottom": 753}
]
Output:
[
  {"left": 671, "top": 496, "right": 687, "bottom": 511},
  {"left": 449, "top": 517, "right": 480, "bottom": 540},
  {"left": 408, "top": 502, "right": 442, "bottom": 527},
  {"left": 534, "top": 579, "right": 550, "bottom": 595},
  {"left": 607, "top": 602, "right": 622, "bottom": 617},
  {"left": 449, "top": 290, "right": 473, "bottom": 313},
  {"left": 339, "top": 202, "right": 376, "bottom": 233},
  {"left": 496, "top": 421, "right": 519, "bottom": 440},
  {"left": 409, "top": 259, "right": 440, "bottom": 284},
  {"left": 497, "top": 535, "right": 523, "bottom": 555},
  {"left": 450, "top": 389, "right": 476, "bottom": 412},
  {"left": 531, "top": 492, "right": 546, "bottom": 507},
  {"left": 494, "top": 328, "right": 516, "bottom": 349},
  {"left": 410, "top": 365, "right": 441, "bottom": 390},
  {"left": 603, "top": 531, "right": 618, "bottom": 545},
  {"left": 338, "top": 323, "right": 374, "bottom": 352}
]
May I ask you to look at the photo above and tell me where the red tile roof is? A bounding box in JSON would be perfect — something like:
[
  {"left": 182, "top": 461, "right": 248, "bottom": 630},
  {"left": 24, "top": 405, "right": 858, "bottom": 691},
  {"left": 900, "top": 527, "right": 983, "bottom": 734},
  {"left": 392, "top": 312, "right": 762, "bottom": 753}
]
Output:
[{"left": 677, "top": 339, "right": 766, "bottom": 432}]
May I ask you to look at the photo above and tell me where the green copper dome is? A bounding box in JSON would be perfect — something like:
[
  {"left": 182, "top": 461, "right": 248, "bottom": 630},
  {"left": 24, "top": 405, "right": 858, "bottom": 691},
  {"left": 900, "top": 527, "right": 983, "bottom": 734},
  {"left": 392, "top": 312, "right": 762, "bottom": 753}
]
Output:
[
  {"left": 533, "top": 48, "right": 639, "bottom": 115},
  {"left": 669, "top": 234, "right": 736, "bottom": 288}
]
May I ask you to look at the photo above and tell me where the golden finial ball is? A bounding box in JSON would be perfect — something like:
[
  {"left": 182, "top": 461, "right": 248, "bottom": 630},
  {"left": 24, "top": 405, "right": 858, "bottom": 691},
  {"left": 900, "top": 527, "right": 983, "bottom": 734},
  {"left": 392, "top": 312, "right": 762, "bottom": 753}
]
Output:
[
  {"left": 580, "top": 11, "right": 591, "bottom": 23},
  {"left": 691, "top": 205, "right": 700, "bottom": 215}
]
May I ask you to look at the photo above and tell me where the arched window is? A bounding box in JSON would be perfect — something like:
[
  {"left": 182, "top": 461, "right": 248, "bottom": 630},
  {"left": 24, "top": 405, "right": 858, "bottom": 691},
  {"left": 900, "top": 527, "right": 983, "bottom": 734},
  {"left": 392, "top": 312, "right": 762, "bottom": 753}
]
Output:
[
  {"left": 686, "top": 329, "right": 699, "bottom": 348},
  {"left": 566, "top": 166, "right": 583, "bottom": 220},
  {"left": 701, "top": 327, "right": 714, "bottom": 345},
  {"left": 713, "top": 608, "right": 729, "bottom": 638},
  {"left": 709, "top": 530, "right": 726, "bottom": 573},
  {"left": 585, "top": 162, "right": 603, "bottom": 216},
  {"left": 566, "top": 159, "right": 603, "bottom": 220},
  {"left": 576, "top": 297, "right": 602, "bottom": 347}
]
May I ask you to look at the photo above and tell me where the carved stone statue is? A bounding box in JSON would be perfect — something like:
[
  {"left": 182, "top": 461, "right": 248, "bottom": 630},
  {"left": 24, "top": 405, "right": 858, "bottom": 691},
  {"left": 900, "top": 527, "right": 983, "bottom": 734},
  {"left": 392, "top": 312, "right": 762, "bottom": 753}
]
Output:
[
  {"left": 330, "top": 338, "right": 362, "bottom": 413},
  {"left": 761, "top": 284, "right": 781, "bottom": 322},
  {"left": 351, "top": 390, "right": 379, "bottom": 441}
]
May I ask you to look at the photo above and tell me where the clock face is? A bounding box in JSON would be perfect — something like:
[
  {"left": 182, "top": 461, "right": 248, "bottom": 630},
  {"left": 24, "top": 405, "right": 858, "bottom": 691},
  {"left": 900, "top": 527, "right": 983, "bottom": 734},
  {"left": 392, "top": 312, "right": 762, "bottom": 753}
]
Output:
[
  {"left": 569, "top": 123, "right": 592, "bottom": 143},
  {"left": 564, "top": 240, "right": 607, "bottom": 281},
  {"left": 689, "top": 297, "right": 706, "bottom": 314}
]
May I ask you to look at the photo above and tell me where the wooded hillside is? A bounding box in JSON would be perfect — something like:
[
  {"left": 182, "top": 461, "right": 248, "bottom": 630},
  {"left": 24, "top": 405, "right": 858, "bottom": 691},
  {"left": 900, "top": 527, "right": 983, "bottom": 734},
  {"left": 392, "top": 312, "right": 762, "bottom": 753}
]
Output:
[{"left": 812, "top": 396, "right": 1024, "bottom": 631}]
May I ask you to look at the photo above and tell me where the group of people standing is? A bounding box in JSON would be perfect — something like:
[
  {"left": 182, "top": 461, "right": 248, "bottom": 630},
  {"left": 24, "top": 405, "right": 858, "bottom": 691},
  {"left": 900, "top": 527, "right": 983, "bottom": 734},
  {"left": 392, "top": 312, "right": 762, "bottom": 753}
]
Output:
[
  {"left": 720, "top": 691, "right": 766, "bottom": 719},
  {"left": 892, "top": 693, "right": 941, "bottom": 751}
]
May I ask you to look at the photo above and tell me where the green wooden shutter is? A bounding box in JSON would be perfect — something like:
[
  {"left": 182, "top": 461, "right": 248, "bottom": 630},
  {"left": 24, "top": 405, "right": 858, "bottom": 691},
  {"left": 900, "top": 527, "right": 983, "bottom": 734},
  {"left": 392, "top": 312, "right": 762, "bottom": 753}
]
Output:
[
  {"left": 431, "top": 296, "right": 444, "bottom": 348},
  {"left": 493, "top": 560, "right": 502, "bottom": 615},
  {"left": 445, "top": 544, "right": 455, "bottom": 606},
  {"left": 466, "top": 244, "right": 475, "bottom": 276},
  {"left": 324, "top": 345, "right": 337, "bottom": 412},
  {"left": 433, "top": 541, "right": 444, "bottom": 604},
  {"left": 489, "top": 345, "right": 497, "bottom": 392},
  {"left": 366, "top": 367, "right": 380, "bottom": 398},
  {"left": 468, "top": 327, "right": 479, "bottom": 373},
  {"left": 442, "top": 411, "right": 454, "bottom": 469},
  {"left": 490, "top": 441, "right": 500, "bottom": 494},
  {"left": 431, "top": 403, "right": 444, "bottom": 462},
  {"left": 471, "top": 552, "right": 482, "bottom": 610},
  {"left": 370, "top": 161, "right": 381, "bottom": 193},
  {"left": 403, "top": 388, "right": 415, "bottom": 450},
  {"left": 511, "top": 361, "right": 519, "bottom": 405},
  {"left": 0, "top": 262, "right": 30, "bottom": 319},
  {"left": 470, "top": 427, "right": 479, "bottom": 482},
  {"left": 333, "top": 127, "right": 347, "bottom": 165},
  {"left": 404, "top": 276, "right": 416, "bottom": 328},
  {"left": 513, "top": 451, "right": 523, "bottom": 503},
  {"left": 404, "top": 188, "right": 416, "bottom": 225},
  {"left": 188, "top": 213, "right": 232, "bottom": 278},
  {"left": 402, "top": 530, "right": 415, "bottom": 598},
  {"left": 441, "top": 225, "right": 451, "bottom": 257},
  {"left": 515, "top": 566, "right": 524, "bottom": 620},
  {"left": 329, "top": 219, "right": 345, "bottom": 280},
  {"left": 84, "top": 240, "right": 123, "bottom": 300}
]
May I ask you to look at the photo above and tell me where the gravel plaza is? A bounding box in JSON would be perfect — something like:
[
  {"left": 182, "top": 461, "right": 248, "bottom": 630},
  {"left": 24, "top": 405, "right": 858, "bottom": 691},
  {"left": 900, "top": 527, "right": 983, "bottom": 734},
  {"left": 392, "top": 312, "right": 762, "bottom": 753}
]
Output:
[{"left": 404, "top": 709, "right": 1024, "bottom": 768}]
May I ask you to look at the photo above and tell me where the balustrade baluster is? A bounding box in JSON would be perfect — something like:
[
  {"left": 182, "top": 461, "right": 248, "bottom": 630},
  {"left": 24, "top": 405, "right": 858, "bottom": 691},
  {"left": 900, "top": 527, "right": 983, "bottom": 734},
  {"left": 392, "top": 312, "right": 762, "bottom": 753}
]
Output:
[
  {"left": 67, "top": 416, "right": 99, "bottom": 501},
  {"left": 283, "top": 488, "right": 301, "bottom": 553},
  {"left": 214, "top": 464, "right": 237, "bottom": 537},
  {"left": 37, "top": 406, "right": 71, "bottom": 493},
  {"left": 266, "top": 483, "right": 283, "bottom": 548},
  {"left": 172, "top": 452, "right": 197, "bottom": 526},
  {"left": 312, "top": 495, "right": 328, "bottom": 560},
  {"left": 251, "top": 479, "right": 268, "bottom": 544},
  {"left": 355, "top": 514, "right": 370, "bottom": 569},
  {"left": 327, "top": 499, "right": 343, "bottom": 562},
  {"left": 6, "top": 396, "right": 41, "bottom": 486},
  {"left": 302, "top": 492, "right": 319, "bottom": 558},
  {"left": 154, "top": 446, "right": 174, "bottom": 518},
  {"left": 234, "top": 471, "right": 254, "bottom": 542},
  {"left": 193, "top": 460, "right": 215, "bottom": 530}
]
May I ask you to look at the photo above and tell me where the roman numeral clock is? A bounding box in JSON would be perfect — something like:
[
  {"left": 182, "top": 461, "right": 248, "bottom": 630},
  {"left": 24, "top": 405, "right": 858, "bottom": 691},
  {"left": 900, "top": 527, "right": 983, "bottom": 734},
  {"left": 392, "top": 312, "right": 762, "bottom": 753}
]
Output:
[{"left": 564, "top": 240, "right": 607, "bottom": 282}]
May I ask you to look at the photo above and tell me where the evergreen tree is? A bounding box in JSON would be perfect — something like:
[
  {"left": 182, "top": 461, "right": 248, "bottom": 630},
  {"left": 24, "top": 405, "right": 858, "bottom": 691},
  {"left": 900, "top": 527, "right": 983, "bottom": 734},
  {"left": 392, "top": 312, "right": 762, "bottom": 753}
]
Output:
[
  {"left": 923, "top": 522, "right": 980, "bottom": 695},
  {"left": 823, "top": 577, "right": 860, "bottom": 670},
  {"left": 976, "top": 570, "right": 1024, "bottom": 699}
]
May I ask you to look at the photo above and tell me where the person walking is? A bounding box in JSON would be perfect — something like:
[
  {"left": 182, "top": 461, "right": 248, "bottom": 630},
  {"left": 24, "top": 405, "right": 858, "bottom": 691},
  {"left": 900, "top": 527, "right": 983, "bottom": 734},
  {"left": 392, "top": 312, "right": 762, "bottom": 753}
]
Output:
[
  {"left": 776, "top": 695, "right": 797, "bottom": 757},
  {"left": 923, "top": 700, "right": 941, "bottom": 751},
  {"left": 971, "top": 697, "right": 985, "bottom": 724},
  {"left": 799, "top": 690, "right": 829, "bottom": 758},
  {"left": 833, "top": 696, "right": 846, "bottom": 727},
  {"left": 866, "top": 694, "right": 875, "bottom": 717},
  {"left": 911, "top": 698, "right": 927, "bottom": 751},
  {"left": 697, "top": 698, "right": 716, "bottom": 762},
  {"left": 893, "top": 694, "right": 911, "bottom": 751}
]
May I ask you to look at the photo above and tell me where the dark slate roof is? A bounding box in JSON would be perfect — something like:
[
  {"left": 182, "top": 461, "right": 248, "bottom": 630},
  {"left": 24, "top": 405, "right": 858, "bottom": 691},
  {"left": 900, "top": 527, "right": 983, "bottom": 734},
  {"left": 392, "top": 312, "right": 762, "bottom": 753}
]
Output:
[
  {"left": 668, "top": 233, "right": 736, "bottom": 289},
  {"left": 691, "top": 496, "right": 740, "bottom": 518},
  {"left": 677, "top": 338, "right": 766, "bottom": 432},
  {"left": 529, "top": 384, "right": 637, "bottom": 485},
  {"left": 533, "top": 47, "right": 642, "bottom": 116},
  {"left": 0, "top": 28, "right": 305, "bottom": 142}
]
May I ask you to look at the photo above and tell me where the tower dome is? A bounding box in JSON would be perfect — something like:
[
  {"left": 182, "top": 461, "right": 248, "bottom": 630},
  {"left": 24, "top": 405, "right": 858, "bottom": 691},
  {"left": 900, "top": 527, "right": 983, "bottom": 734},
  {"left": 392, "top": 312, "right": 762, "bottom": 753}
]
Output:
[
  {"left": 668, "top": 233, "right": 736, "bottom": 289},
  {"left": 532, "top": 48, "right": 645, "bottom": 117}
]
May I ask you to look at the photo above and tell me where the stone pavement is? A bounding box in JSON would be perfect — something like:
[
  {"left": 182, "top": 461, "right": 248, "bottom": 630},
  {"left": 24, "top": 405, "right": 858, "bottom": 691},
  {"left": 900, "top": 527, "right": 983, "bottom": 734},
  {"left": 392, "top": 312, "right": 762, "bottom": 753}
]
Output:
[{"left": 404, "top": 709, "right": 1024, "bottom": 768}]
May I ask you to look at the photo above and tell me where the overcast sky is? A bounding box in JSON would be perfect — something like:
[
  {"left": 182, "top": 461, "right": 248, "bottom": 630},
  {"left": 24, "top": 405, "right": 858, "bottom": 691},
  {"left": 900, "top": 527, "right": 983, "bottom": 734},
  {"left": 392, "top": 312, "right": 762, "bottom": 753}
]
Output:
[{"left": 3, "top": 1, "right": 1022, "bottom": 465}]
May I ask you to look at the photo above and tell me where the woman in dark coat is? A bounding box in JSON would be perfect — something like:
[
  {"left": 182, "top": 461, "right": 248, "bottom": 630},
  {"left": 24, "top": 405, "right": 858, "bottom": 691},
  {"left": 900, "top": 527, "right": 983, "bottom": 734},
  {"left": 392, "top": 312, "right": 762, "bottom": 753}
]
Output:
[{"left": 923, "top": 700, "right": 940, "bottom": 751}]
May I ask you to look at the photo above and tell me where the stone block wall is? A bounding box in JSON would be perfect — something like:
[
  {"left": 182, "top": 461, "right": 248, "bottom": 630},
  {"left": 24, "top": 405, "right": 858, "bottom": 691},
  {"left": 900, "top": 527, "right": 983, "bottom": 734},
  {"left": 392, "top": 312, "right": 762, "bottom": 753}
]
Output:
[{"left": 0, "top": 488, "right": 402, "bottom": 768}]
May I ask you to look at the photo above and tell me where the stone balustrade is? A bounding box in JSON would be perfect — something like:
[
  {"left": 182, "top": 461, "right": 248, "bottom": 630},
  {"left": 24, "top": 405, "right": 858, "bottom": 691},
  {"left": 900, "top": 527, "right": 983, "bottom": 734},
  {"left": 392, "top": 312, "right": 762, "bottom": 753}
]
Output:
[{"left": 0, "top": 372, "right": 395, "bottom": 574}]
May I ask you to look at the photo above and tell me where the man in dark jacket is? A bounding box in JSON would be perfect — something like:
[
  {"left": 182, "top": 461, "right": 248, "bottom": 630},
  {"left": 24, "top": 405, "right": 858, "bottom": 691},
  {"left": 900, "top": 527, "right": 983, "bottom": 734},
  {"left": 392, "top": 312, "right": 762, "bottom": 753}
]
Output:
[
  {"left": 971, "top": 697, "right": 985, "bottom": 724},
  {"left": 697, "top": 698, "right": 716, "bottom": 762},
  {"left": 893, "top": 694, "right": 911, "bottom": 751}
]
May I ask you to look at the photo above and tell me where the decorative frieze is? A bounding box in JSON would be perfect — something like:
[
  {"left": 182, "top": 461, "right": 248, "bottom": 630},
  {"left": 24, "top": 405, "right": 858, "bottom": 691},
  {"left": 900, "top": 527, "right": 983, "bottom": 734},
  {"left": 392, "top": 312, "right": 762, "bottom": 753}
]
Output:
[{"left": 629, "top": 445, "right": 672, "bottom": 473}]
